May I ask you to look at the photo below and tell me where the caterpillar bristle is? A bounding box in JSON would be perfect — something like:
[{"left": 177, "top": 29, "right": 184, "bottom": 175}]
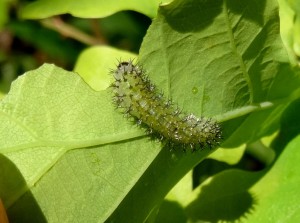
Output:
[{"left": 110, "top": 60, "right": 222, "bottom": 151}]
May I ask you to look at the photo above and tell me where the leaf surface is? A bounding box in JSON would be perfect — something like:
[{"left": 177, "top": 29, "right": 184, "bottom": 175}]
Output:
[
  {"left": 108, "top": 0, "right": 300, "bottom": 222},
  {"left": 0, "top": 56, "right": 160, "bottom": 222}
]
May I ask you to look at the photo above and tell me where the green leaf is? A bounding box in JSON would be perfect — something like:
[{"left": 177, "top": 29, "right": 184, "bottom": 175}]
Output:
[
  {"left": 278, "top": 0, "right": 300, "bottom": 64},
  {"left": 107, "top": 147, "right": 213, "bottom": 223},
  {"left": 0, "top": 63, "right": 161, "bottom": 222},
  {"left": 183, "top": 135, "right": 300, "bottom": 222},
  {"left": 107, "top": 0, "right": 300, "bottom": 222},
  {"left": 178, "top": 170, "right": 262, "bottom": 222},
  {"left": 278, "top": 0, "right": 297, "bottom": 64},
  {"left": 74, "top": 46, "right": 136, "bottom": 91},
  {"left": 247, "top": 135, "right": 300, "bottom": 222},
  {"left": 20, "top": 0, "right": 170, "bottom": 19},
  {"left": 207, "top": 146, "right": 246, "bottom": 165},
  {"left": 138, "top": 0, "right": 300, "bottom": 147},
  {"left": 154, "top": 135, "right": 300, "bottom": 222}
]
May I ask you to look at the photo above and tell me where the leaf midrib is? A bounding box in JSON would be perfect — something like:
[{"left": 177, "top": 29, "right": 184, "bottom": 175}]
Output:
[{"left": 223, "top": 0, "right": 254, "bottom": 103}]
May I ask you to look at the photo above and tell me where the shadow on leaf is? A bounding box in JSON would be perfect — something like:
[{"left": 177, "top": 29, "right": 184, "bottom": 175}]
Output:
[
  {"left": 185, "top": 169, "right": 262, "bottom": 222},
  {"left": 155, "top": 200, "right": 187, "bottom": 223},
  {"left": 0, "top": 154, "right": 46, "bottom": 223},
  {"left": 159, "top": 0, "right": 265, "bottom": 33}
]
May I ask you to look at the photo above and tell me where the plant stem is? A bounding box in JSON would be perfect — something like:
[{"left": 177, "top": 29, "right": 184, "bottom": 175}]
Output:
[
  {"left": 246, "top": 140, "right": 275, "bottom": 166},
  {"left": 41, "top": 17, "right": 106, "bottom": 45}
]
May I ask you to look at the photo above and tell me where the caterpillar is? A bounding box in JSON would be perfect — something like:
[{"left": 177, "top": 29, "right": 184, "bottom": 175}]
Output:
[{"left": 110, "top": 60, "right": 222, "bottom": 150}]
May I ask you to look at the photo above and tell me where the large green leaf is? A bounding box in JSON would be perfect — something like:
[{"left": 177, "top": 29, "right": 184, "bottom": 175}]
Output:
[
  {"left": 107, "top": 0, "right": 300, "bottom": 222},
  {"left": 20, "top": 0, "right": 170, "bottom": 19},
  {"left": 0, "top": 61, "right": 161, "bottom": 222},
  {"left": 138, "top": 0, "right": 300, "bottom": 146}
]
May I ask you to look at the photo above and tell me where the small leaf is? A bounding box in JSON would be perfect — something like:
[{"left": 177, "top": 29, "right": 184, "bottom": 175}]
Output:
[{"left": 74, "top": 46, "right": 136, "bottom": 91}]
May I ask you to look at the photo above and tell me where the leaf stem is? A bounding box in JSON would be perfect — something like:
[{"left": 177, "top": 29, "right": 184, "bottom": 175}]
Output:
[
  {"left": 246, "top": 140, "right": 275, "bottom": 166},
  {"left": 40, "top": 17, "right": 106, "bottom": 45}
]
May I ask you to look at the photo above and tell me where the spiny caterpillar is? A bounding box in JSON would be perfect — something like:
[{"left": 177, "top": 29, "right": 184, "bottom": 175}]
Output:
[{"left": 110, "top": 60, "right": 222, "bottom": 150}]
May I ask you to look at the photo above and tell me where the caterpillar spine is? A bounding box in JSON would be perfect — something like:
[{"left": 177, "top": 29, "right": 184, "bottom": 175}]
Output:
[{"left": 110, "top": 60, "right": 222, "bottom": 150}]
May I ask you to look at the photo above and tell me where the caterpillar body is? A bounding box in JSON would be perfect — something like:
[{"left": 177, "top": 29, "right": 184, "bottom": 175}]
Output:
[{"left": 110, "top": 60, "right": 222, "bottom": 150}]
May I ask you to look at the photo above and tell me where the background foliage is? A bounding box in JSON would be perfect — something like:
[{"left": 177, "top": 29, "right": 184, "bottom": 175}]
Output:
[{"left": 1, "top": 0, "right": 300, "bottom": 222}]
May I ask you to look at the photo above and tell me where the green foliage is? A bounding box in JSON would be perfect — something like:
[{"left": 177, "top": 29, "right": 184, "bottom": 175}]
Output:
[
  {"left": 279, "top": 0, "right": 300, "bottom": 64},
  {"left": 0, "top": 0, "right": 9, "bottom": 30},
  {"left": 1, "top": 0, "right": 300, "bottom": 222},
  {"left": 20, "top": 0, "right": 169, "bottom": 19}
]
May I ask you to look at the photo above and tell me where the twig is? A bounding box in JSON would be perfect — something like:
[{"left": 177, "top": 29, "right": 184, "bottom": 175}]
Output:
[{"left": 41, "top": 17, "right": 106, "bottom": 45}]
